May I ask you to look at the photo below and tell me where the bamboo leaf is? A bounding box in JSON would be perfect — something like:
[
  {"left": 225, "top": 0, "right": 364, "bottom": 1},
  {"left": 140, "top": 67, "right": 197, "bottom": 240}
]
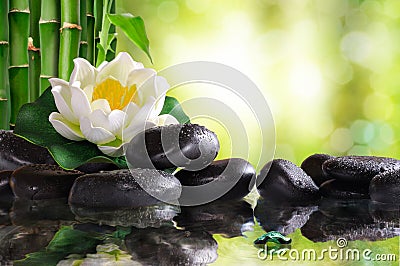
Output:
[{"left": 107, "top": 13, "right": 152, "bottom": 63}]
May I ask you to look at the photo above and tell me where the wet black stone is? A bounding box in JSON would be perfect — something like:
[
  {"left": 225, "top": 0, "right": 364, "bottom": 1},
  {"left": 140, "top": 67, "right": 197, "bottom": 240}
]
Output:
[
  {"left": 255, "top": 199, "right": 318, "bottom": 235},
  {"left": 174, "top": 199, "right": 254, "bottom": 238},
  {"left": 76, "top": 162, "right": 119, "bottom": 174},
  {"left": 10, "top": 164, "right": 83, "bottom": 200},
  {"left": 369, "top": 170, "right": 400, "bottom": 204},
  {"left": 68, "top": 169, "right": 182, "bottom": 208},
  {"left": 126, "top": 226, "right": 218, "bottom": 265},
  {"left": 257, "top": 159, "right": 320, "bottom": 203},
  {"left": 319, "top": 179, "right": 370, "bottom": 200},
  {"left": 175, "top": 158, "right": 256, "bottom": 200},
  {"left": 126, "top": 124, "right": 220, "bottom": 170},
  {"left": 322, "top": 156, "right": 400, "bottom": 183},
  {"left": 0, "top": 170, "right": 14, "bottom": 202},
  {"left": 301, "top": 154, "right": 334, "bottom": 186},
  {"left": 0, "top": 130, "right": 56, "bottom": 171},
  {"left": 71, "top": 203, "right": 180, "bottom": 228}
]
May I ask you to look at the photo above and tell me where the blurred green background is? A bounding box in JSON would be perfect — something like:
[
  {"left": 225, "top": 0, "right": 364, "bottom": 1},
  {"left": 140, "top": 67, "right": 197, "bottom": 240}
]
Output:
[{"left": 116, "top": 0, "right": 400, "bottom": 168}]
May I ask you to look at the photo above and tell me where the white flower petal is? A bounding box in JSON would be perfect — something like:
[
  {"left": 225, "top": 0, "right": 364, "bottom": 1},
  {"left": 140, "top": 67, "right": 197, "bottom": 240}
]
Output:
[
  {"left": 89, "top": 109, "right": 125, "bottom": 137},
  {"left": 49, "top": 112, "right": 84, "bottom": 141},
  {"left": 71, "top": 86, "right": 91, "bottom": 119},
  {"left": 96, "top": 52, "right": 142, "bottom": 86},
  {"left": 123, "top": 99, "right": 156, "bottom": 141},
  {"left": 98, "top": 144, "right": 125, "bottom": 157},
  {"left": 152, "top": 76, "right": 170, "bottom": 117},
  {"left": 127, "top": 68, "right": 157, "bottom": 88},
  {"left": 49, "top": 78, "right": 69, "bottom": 88},
  {"left": 91, "top": 99, "right": 112, "bottom": 113},
  {"left": 70, "top": 58, "right": 97, "bottom": 88},
  {"left": 51, "top": 87, "right": 78, "bottom": 124},
  {"left": 97, "top": 60, "right": 109, "bottom": 72},
  {"left": 83, "top": 85, "right": 94, "bottom": 102},
  {"left": 152, "top": 114, "right": 179, "bottom": 126},
  {"left": 79, "top": 117, "right": 116, "bottom": 145},
  {"left": 123, "top": 102, "right": 140, "bottom": 126},
  {"left": 123, "top": 120, "right": 156, "bottom": 143}
]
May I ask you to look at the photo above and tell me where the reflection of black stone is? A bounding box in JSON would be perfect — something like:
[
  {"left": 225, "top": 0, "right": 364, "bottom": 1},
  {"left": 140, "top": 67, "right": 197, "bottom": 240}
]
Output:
[
  {"left": 10, "top": 198, "right": 75, "bottom": 226},
  {"left": 319, "top": 179, "right": 369, "bottom": 200},
  {"left": 0, "top": 226, "right": 56, "bottom": 262},
  {"left": 70, "top": 203, "right": 180, "bottom": 228},
  {"left": 175, "top": 158, "right": 256, "bottom": 200},
  {"left": 0, "top": 130, "right": 56, "bottom": 171},
  {"left": 258, "top": 159, "right": 320, "bottom": 203},
  {"left": 10, "top": 164, "right": 83, "bottom": 200},
  {"left": 174, "top": 199, "right": 254, "bottom": 238},
  {"left": 370, "top": 170, "right": 400, "bottom": 204},
  {"left": 0, "top": 171, "right": 14, "bottom": 214},
  {"left": 126, "top": 124, "right": 220, "bottom": 170},
  {"left": 126, "top": 226, "right": 218, "bottom": 266},
  {"left": 69, "top": 169, "right": 181, "bottom": 208},
  {"left": 301, "top": 154, "right": 334, "bottom": 186},
  {"left": 322, "top": 156, "right": 400, "bottom": 184},
  {"left": 369, "top": 201, "right": 400, "bottom": 223},
  {"left": 255, "top": 199, "right": 317, "bottom": 235},
  {"left": 301, "top": 199, "right": 399, "bottom": 242}
]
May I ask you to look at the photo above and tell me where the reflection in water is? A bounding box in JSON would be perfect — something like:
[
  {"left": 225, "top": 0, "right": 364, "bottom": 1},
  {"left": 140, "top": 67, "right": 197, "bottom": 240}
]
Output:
[
  {"left": 254, "top": 198, "right": 318, "bottom": 235},
  {"left": 70, "top": 203, "right": 181, "bottom": 228},
  {"left": 174, "top": 199, "right": 254, "bottom": 238},
  {"left": 301, "top": 199, "right": 400, "bottom": 242},
  {"left": 126, "top": 226, "right": 218, "bottom": 266}
]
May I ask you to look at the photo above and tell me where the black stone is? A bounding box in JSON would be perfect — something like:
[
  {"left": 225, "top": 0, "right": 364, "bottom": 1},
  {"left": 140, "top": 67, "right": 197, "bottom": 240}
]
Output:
[
  {"left": 10, "top": 164, "right": 83, "bottom": 200},
  {"left": 369, "top": 201, "right": 400, "bottom": 223},
  {"left": 0, "top": 130, "right": 56, "bottom": 171},
  {"left": 175, "top": 158, "right": 256, "bottom": 200},
  {"left": 70, "top": 203, "right": 180, "bottom": 228},
  {"left": 301, "top": 154, "right": 334, "bottom": 186},
  {"left": 68, "top": 169, "right": 182, "bottom": 208},
  {"left": 0, "top": 170, "right": 13, "bottom": 202},
  {"left": 255, "top": 199, "right": 317, "bottom": 235},
  {"left": 126, "top": 124, "right": 220, "bottom": 170},
  {"left": 319, "top": 179, "right": 369, "bottom": 200},
  {"left": 174, "top": 199, "right": 254, "bottom": 238},
  {"left": 76, "top": 162, "right": 119, "bottom": 174},
  {"left": 322, "top": 156, "right": 400, "bottom": 183},
  {"left": 257, "top": 159, "right": 320, "bottom": 203},
  {"left": 369, "top": 170, "right": 400, "bottom": 204},
  {"left": 125, "top": 226, "right": 218, "bottom": 265}
]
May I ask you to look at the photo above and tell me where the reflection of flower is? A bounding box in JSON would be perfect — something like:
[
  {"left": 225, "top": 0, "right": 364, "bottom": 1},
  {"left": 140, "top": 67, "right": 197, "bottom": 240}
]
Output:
[{"left": 49, "top": 52, "right": 178, "bottom": 157}]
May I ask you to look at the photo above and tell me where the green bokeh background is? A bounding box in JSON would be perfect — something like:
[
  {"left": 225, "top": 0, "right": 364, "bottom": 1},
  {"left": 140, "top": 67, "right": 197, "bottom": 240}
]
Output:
[{"left": 116, "top": 0, "right": 400, "bottom": 169}]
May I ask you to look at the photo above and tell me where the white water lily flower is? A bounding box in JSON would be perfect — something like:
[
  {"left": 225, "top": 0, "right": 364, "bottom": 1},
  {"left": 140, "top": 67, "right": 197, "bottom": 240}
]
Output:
[{"left": 49, "top": 52, "right": 178, "bottom": 157}]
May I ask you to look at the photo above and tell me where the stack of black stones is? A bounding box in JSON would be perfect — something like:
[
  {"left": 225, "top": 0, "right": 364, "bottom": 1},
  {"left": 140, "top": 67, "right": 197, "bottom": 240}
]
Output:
[{"left": 0, "top": 125, "right": 399, "bottom": 263}]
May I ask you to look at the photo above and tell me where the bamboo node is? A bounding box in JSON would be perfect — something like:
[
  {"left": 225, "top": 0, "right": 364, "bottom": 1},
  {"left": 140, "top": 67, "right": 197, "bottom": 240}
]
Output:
[
  {"left": 0, "top": 98, "right": 8, "bottom": 101},
  {"left": 9, "top": 8, "right": 30, "bottom": 13},
  {"left": 0, "top": 41, "right": 8, "bottom": 45},
  {"left": 60, "top": 22, "right": 83, "bottom": 33},
  {"left": 39, "top": 19, "right": 61, "bottom": 24},
  {"left": 80, "top": 41, "right": 88, "bottom": 45},
  {"left": 28, "top": 37, "right": 40, "bottom": 52}
]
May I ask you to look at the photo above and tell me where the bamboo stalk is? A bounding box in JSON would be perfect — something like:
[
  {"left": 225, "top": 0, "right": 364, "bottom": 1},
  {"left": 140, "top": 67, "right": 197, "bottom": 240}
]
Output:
[
  {"left": 59, "top": 0, "right": 81, "bottom": 80},
  {"left": 39, "top": 0, "right": 60, "bottom": 92},
  {"left": 29, "top": 0, "right": 41, "bottom": 101},
  {"left": 86, "top": 0, "right": 95, "bottom": 64},
  {"left": 79, "top": 0, "right": 87, "bottom": 59},
  {"left": 0, "top": 1, "right": 10, "bottom": 129},
  {"left": 94, "top": 0, "right": 102, "bottom": 63},
  {"left": 8, "top": 0, "right": 30, "bottom": 125}
]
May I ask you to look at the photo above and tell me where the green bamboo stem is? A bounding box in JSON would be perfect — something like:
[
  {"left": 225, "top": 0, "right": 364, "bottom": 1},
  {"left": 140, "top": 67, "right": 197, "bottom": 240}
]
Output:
[
  {"left": 94, "top": 0, "right": 102, "bottom": 63},
  {"left": 29, "top": 0, "right": 41, "bottom": 101},
  {"left": 0, "top": 1, "right": 10, "bottom": 129},
  {"left": 79, "top": 0, "right": 87, "bottom": 59},
  {"left": 86, "top": 0, "right": 95, "bottom": 64},
  {"left": 59, "top": 0, "right": 81, "bottom": 80},
  {"left": 39, "top": 0, "right": 60, "bottom": 92},
  {"left": 8, "top": 0, "right": 30, "bottom": 125}
]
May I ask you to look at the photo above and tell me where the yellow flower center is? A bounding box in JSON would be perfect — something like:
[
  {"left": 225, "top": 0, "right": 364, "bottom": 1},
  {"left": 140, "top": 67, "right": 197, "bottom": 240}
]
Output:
[{"left": 92, "top": 78, "right": 137, "bottom": 110}]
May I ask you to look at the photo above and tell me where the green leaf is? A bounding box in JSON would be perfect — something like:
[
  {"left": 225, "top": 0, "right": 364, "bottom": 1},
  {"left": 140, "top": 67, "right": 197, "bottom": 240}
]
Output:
[
  {"left": 160, "top": 96, "right": 190, "bottom": 124},
  {"left": 13, "top": 87, "right": 127, "bottom": 170},
  {"left": 107, "top": 13, "right": 152, "bottom": 63},
  {"left": 14, "top": 226, "right": 104, "bottom": 266}
]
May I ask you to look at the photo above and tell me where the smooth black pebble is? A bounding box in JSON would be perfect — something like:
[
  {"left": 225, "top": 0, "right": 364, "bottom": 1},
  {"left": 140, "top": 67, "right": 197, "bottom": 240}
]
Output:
[
  {"left": 0, "top": 170, "right": 13, "bottom": 201},
  {"left": 319, "top": 179, "right": 370, "bottom": 200},
  {"left": 257, "top": 159, "right": 320, "bottom": 203},
  {"left": 369, "top": 170, "right": 400, "bottom": 204},
  {"left": 0, "top": 130, "right": 56, "bottom": 171},
  {"left": 10, "top": 164, "right": 83, "bottom": 200},
  {"left": 175, "top": 158, "right": 256, "bottom": 200},
  {"left": 322, "top": 156, "right": 400, "bottom": 183},
  {"left": 68, "top": 169, "right": 182, "bottom": 208},
  {"left": 125, "top": 124, "right": 220, "bottom": 170},
  {"left": 301, "top": 154, "right": 334, "bottom": 186}
]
